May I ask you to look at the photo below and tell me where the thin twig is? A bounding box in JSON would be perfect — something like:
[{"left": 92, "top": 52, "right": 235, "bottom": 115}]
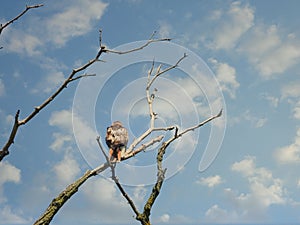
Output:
[
  {"left": 111, "top": 166, "right": 141, "bottom": 219},
  {"left": 69, "top": 73, "right": 96, "bottom": 82},
  {"left": 105, "top": 31, "right": 171, "bottom": 55},
  {"left": 0, "top": 4, "right": 43, "bottom": 35},
  {"left": 96, "top": 136, "right": 110, "bottom": 163},
  {"left": 146, "top": 53, "right": 187, "bottom": 90},
  {"left": 177, "top": 109, "right": 222, "bottom": 138}
]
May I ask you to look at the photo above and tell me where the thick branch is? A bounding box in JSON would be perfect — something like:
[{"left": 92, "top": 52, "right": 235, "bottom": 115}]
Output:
[
  {"left": 33, "top": 134, "right": 164, "bottom": 225},
  {"left": 136, "top": 143, "right": 167, "bottom": 225},
  {"left": 0, "top": 4, "right": 43, "bottom": 35},
  {"left": 33, "top": 170, "right": 96, "bottom": 225}
]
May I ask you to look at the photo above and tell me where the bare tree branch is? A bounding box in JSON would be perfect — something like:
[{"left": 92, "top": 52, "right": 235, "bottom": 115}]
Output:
[
  {"left": 100, "top": 142, "right": 141, "bottom": 221},
  {"left": 112, "top": 171, "right": 141, "bottom": 219},
  {"left": 68, "top": 73, "right": 96, "bottom": 82},
  {"left": 0, "top": 4, "right": 43, "bottom": 36},
  {"left": 0, "top": 31, "right": 169, "bottom": 162},
  {"left": 0, "top": 110, "right": 20, "bottom": 161},
  {"left": 33, "top": 134, "right": 164, "bottom": 225},
  {"left": 130, "top": 54, "right": 221, "bottom": 225},
  {"left": 33, "top": 170, "right": 95, "bottom": 225},
  {"left": 134, "top": 110, "right": 222, "bottom": 225},
  {"left": 105, "top": 31, "right": 171, "bottom": 55},
  {"left": 33, "top": 49, "right": 222, "bottom": 225},
  {"left": 125, "top": 55, "right": 187, "bottom": 156},
  {"left": 146, "top": 53, "right": 187, "bottom": 90}
]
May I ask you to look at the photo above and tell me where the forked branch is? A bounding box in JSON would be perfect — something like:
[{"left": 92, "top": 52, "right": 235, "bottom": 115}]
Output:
[
  {"left": 33, "top": 134, "right": 164, "bottom": 225},
  {"left": 0, "top": 31, "right": 170, "bottom": 162}
]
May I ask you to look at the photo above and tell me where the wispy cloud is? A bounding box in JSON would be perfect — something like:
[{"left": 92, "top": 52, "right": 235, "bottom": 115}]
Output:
[
  {"left": 197, "top": 175, "right": 223, "bottom": 188},
  {"left": 275, "top": 128, "right": 300, "bottom": 164},
  {"left": 230, "top": 110, "right": 267, "bottom": 128},
  {"left": 0, "top": 161, "right": 21, "bottom": 203},
  {"left": 205, "top": 1, "right": 254, "bottom": 50},
  {"left": 45, "top": 0, "right": 108, "bottom": 46},
  {"left": 208, "top": 58, "right": 240, "bottom": 99},
  {"left": 0, "top": 205, "right": 30, "bottom": 225},
  {"left": 281, "top": 81, "right": 300, "bottom": 120},
  {"left": 0, "top": 162, "right": 27, "bottom": 224},
  {"left": 0, "top": 79, "right": 5, "bottom": 97},
  {"left": 238, "top": 24, "right": 300, "bottom": 78},
  {"left": 1, "top": 28, "right": 43, "bottom": 56},
  {"left": 206, "top": 156, "right": 287, "bottom": 223}
]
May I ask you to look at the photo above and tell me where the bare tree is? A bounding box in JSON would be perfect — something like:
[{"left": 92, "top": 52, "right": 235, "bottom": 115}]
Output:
[
  {"left": 1, "top": 4, "right": 222, "bottom": 225},
  {"left": 33, "top": 55, "right": 222, "bottom": 225}
]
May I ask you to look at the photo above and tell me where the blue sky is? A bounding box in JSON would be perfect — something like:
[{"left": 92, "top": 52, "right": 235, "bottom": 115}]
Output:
[{"left": 1, "top": 0, "right": 300, "bottom": 224}]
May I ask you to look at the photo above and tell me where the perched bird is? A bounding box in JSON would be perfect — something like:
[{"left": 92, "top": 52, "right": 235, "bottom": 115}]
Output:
[{"left": 105, "top": 121, "right": 128, "bottom": 162}]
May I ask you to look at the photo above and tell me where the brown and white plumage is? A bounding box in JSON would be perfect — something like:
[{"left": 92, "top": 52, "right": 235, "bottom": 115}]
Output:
[{"left": 105, "top": 121, "right": 128, "bottom": 162}]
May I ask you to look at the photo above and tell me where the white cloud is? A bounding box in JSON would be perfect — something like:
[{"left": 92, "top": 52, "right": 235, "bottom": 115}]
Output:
[
  {"left": 215, "top": 156, "right": 288, "bottom": 222},
  {"left": 0, "top": 79, "right": 5, "bottom": 96},
  {"left": 244, "top": 110, "right": 267, "bottom": 128},
  {"left": 0, "top": 205, "right": 29, "bottom": 225},
  {"left": 2, "top": 0, "right": 108, "bottom": 57},
  {"left": 293, "top": 101, "right": 300, "bottom": 120},
  {"left": 281, "top": 82, "right": 300, "bottom": 120},
  {"left": 0, "top": 162, "right": 27, "bottom": 225},
  {"left": 132, "top": 185, "right": 147, "bottom": 205},
  {"left": 158, "top": 213, "right": 170, "bottom": 223},
  {"left": 205, "top": 204, "right": 237, "bottom": 223},
  {"left": 205, "top": 157, "right": 287, "bottom": 222},
  {"left": 207, "top": 1, "right": 254, "bottom": 50},
  {"left": 79, "top": 178, "right": 131, "bottom": 223},
  {"left": 231, "top": 156, "right": 256, "bottom": 176},
  {"left": 49, "top": 109, "right": 73, "bottom": 132},
  {"left": 208, "top": 58, "right": 240, "bottom": 98},
  {"left": 45, "top": 0, "right": 108, "bottom": 46},
  {"left": 50, "top": 132, "right": 73, "bottom": 152},
  {"left": 49, "top": 109, "right": 99, "bottom": 166},
  {"left": 261, "top": 93, "right": 279, "bottom": 108},
  {"left": 281, "top": 82, "right": 300, "bottom": 99},
  {"left": 197, "top": 175, "right": 223, "bottom": 188},
  {"left": 0, "top": 161, "right": 21, "bottom": 203},
  {"left": 158, "top": 21, "right": 172, "bottom": 38},
  {"left": 53, "top": 153, "right": 81, "bottom": 187},
  {"left": 2, "top": 28, "right": 42, "bottom": 56},
  {"left": 239, "top": 24, "right": 300, "bottom": 78},
  {"left": 49, "top": 109, "right": 97, "bottom": 149},
  {"left": 275, "top": 128, "right": 300, "bottom": 164},
  {"left": 31, "top": 71, "right": 65, "bottom": 94},
  {"left": 154, "top": 213, "right": 193, "bottom": 224},
  {"left": 231, "top": 110, "right": 267, "bottom": 128}
]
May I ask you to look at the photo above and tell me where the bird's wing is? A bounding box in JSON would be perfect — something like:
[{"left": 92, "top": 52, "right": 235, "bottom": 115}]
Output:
[{"left": 112, "top": 127, "right": 128, "bottom": 146}]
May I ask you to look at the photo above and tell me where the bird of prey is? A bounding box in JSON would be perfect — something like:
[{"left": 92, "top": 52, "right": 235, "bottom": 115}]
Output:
[{"left": 105, "top": 121, "right": 128, "bottom": 162}]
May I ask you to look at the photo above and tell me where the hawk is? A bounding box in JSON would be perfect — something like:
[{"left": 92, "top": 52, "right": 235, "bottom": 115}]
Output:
[{"left": 105, "top": 121, "right": 128, "bottom": 162}]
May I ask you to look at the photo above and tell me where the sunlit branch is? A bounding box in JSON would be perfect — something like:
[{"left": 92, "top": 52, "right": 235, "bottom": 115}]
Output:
[{"left": 0, "top": 4, "right": 43, "bottom": 35}]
